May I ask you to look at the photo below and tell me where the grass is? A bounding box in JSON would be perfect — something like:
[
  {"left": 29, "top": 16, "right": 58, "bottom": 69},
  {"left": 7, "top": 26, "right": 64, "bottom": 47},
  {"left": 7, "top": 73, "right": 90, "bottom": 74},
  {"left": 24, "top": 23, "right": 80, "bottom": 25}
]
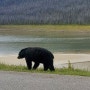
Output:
[
  {"left": 0, "top": 63, "right": 90, "bottom": 77},
  {"left": 0, "top": 25, "right": 90, "bottom": 30},
  {"left": 0, "top": 25, "right": 90, "bottom": 38}
]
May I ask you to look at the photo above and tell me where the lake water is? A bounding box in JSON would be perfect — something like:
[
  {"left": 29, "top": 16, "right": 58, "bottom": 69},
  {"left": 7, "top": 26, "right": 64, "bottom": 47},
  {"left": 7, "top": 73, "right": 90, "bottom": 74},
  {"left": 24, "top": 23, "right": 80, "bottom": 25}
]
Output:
[{"left": 0, "top": 34, "right": 90, "bottom": 56}]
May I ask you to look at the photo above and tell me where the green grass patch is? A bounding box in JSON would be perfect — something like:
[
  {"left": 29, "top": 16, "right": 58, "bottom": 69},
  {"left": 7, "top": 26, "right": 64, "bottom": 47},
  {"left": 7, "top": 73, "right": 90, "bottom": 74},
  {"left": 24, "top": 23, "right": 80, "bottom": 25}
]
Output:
[
  {"left": 0, "top": 25, "right": 90, "bottom": 30},
  {"left": 0, "top": 63, "right": 90, "bottom": 77},
  {"left": 0, "top": 25, "right": 90, "bottom": 38}
]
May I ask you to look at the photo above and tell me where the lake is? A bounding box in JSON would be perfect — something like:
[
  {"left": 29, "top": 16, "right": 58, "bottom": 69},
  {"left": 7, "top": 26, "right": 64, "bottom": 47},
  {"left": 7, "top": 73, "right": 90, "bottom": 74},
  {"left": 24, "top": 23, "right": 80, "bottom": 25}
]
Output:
[
  {"left": 0, "top": 34, "right": 90, "bottom": 56},
  {"left": 0, "top": 25, "right": 90, "bottom": 56}
]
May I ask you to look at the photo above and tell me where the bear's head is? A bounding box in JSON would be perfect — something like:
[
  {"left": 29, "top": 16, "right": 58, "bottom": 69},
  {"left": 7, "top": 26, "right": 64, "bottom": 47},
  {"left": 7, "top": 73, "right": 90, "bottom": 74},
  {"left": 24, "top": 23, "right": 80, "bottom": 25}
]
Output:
[{"left": 17, "top": 48, "right": 26, "bottom": 59}]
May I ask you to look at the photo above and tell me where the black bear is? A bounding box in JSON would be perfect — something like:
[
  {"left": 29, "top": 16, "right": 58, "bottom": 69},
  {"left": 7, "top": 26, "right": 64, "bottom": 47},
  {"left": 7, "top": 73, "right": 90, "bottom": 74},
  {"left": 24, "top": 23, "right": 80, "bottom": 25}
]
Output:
[{"left": 17, "top": 47, "right": 55, "bottom": 71}]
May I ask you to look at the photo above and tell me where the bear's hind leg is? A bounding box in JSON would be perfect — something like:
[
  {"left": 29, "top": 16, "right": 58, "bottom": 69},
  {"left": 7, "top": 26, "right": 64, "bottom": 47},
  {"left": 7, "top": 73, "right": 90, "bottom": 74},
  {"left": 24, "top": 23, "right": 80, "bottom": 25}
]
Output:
[
  {"left": 48, "top": 60, "right": 55, "bottom": 71},
  {"left": 49, "top": 65, "right": 55, "bottom": 71},
  {"left": 43, "top": 63, "right": 49, "bottom": 71}
]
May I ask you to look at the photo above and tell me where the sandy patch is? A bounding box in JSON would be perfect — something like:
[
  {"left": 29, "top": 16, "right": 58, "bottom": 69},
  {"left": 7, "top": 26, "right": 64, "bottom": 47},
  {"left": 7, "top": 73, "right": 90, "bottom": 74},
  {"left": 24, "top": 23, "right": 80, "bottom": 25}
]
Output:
[{"left": 0, "top": 53, "right": 90, "bottom": 71}]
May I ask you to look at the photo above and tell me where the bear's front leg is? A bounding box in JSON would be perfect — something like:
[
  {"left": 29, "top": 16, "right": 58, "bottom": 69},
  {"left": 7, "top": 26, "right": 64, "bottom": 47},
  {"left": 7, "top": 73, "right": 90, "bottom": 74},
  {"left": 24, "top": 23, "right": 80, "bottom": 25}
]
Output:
[
  {"left": 25, "top": 58, "right": 32, "bottom": 70},
  {"left": 33, "top": 62, "right": 39, "bottom": 70}
]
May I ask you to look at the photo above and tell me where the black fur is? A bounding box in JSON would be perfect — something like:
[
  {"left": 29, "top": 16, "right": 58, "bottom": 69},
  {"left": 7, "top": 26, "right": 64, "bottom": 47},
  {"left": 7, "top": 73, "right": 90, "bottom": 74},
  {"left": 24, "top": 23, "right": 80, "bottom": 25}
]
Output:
[{"left": 17, "top": 47, "right": 55, "bottom": 71}]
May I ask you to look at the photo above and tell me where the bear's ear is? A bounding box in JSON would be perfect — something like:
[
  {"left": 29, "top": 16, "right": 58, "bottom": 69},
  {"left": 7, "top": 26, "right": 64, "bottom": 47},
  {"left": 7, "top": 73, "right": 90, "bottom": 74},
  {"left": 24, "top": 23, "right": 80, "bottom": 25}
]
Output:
[
  {"left": 19, "top": 48, "right": 27, "bottom": 58},
  {"left": 21, "top": 48, "right": 26, "bottom": 52},
  {"left": 21, "top": 48, "right": 27, "bottom": 55},
  {"left": 25, "top": 49, "right": 30, "bottom": 55},
  {"left": 25, "top": 48, "right": 33, "bottom": 57}
]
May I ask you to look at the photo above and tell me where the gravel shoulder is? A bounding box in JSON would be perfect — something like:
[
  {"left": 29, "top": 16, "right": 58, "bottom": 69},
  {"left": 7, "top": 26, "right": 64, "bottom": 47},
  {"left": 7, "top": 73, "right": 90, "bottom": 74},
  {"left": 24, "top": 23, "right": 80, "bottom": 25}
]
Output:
[{"left": 0, "top": 71, "right": 90, "bottom": 90}]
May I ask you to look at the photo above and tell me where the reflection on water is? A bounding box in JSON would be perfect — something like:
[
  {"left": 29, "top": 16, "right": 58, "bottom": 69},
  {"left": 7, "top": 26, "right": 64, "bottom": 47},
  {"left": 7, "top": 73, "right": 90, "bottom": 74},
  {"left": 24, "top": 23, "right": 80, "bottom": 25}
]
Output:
[{"left": 0, "top": 35, "right": 90, "bottom": 55}]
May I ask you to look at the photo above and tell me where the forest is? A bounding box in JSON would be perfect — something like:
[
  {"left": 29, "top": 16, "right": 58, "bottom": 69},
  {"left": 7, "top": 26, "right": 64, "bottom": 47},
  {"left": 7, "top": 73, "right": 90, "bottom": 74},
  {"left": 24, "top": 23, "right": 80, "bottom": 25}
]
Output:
[{"left": 0, "top": 0, "right": 90, "bottom": 24}]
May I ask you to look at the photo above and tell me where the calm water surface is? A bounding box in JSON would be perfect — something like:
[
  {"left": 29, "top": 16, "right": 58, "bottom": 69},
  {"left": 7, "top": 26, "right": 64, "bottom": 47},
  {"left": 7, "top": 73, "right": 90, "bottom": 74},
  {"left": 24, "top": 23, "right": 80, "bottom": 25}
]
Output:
[{"left": 0, "top": 34, "right": 90, "bottom": 56}]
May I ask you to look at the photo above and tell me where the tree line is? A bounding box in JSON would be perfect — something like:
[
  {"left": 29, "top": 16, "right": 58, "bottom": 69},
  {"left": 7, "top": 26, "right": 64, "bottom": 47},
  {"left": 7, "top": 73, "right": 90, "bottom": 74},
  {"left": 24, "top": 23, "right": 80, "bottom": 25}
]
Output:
[{"left": 0, "top": 0, "right": 90, "bottom": 24}]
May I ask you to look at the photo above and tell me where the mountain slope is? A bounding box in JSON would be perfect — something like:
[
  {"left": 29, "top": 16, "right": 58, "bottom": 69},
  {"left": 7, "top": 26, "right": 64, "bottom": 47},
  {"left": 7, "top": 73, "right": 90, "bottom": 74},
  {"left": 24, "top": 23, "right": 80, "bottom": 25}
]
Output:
[{"left": 0, "top": 0, "right": 90, "bottom": 24}]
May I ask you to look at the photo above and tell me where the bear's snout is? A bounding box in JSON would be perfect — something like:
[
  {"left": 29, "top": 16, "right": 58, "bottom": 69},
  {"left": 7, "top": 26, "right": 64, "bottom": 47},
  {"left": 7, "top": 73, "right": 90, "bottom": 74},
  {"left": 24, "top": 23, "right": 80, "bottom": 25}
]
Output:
[{"left": 17, "top": 56, "right": 20, "bottom": 59}]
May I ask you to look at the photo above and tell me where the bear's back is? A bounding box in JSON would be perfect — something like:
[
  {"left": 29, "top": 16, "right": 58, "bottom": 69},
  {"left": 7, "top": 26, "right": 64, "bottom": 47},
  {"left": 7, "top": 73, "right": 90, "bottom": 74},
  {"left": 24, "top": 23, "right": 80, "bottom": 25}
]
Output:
[{"left": 27, "top": 47, "right": 54, "bottom": 59}]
